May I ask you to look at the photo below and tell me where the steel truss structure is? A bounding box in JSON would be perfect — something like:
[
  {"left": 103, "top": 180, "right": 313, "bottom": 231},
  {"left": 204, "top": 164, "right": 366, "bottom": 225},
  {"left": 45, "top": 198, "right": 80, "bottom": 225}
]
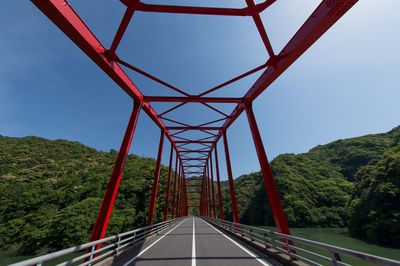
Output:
[{"left": 32, "top": 0, "right": 358, "bottom": 249}]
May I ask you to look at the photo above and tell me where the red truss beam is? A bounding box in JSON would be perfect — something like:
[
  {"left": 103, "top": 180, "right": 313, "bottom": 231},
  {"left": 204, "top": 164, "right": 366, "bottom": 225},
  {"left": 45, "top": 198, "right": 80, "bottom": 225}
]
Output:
[
  {"left": 161, "top": 117, "right": 190, "bottom": 127},
  {"left": 30, "top": 0, "right": 189, "bottom": 163},
  {"left": 167, "top": 127, "right": 222, "bottom": 130},
  {"left": 159, "top": 102, "right": 187, "bottom": 117},
  {"left": 89, "top": 103, "right": 141, "bottom": 247},
  {"left": 245, "top": 0, "right": 275, "bottom": 58},
  {"left": 199, "top": 62, "right": 268, "bottom": 97},
  {"left": 33, "top": 0, "right": 358, "bottom": 247},
  {"left": 180, "top": 151, "right": 210, "bottom": 153},
  {"left": 163, "top": 145, "right": 174, "bottom": 221},
  {"left": 201, "top": 102, "right": 229, "bottom": 117},
  {"left": 146, "top": 130, "right": 165, "bottom": 225},
  {"left": 213, "top": 0, "right": 358, "bottom": 143},
  {"left": 185, "top": 172, "right": 203, "bottom": 175},
  {"left": 121, "top": 0, "right": 277, "bottom": 16},
  {"left": 144, "top": 96, "right": 242, "bottom": 103},
  {"left": 197, "top": 136, "right": 218, "bottom": 141},
  {"left": 188, "top": 205, "right": 200, "bottom": 207},
  {"left": 118, "top": 59, "right": 190, "bottom": 97},
  {"left": 175, "top": 141, "right": 214, "bottom": 144},
  {"left": 173, "top": 136, "right": 192, "bottom": 141},
  {"left": 128, "top": 2, "right": 250, "bottom": 16},
  {"left": 109, "top": 1, "right": 139, "bottom": 54}
]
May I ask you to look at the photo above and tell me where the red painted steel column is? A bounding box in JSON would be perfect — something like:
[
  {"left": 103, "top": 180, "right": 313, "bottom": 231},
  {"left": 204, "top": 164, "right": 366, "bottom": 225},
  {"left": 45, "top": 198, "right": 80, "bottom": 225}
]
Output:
[
  {"left": 180, "top": 174, "right": 184, "bottom": 216},
  {"left": 146, "top": 130, "right": 165, "bottom": 225},
  {"left": 205, "top": 172, "right": 210, "bottom": 216},
  {"left": 209, "top": 154, "right": 217, "bottom": 218},
  {"left": 163, "top": 145, "right": 174, "bottom": 221},
  {"left": 207, "top": 165, "right": 213, "bottom": 217},
  {"left": 184, "top": 178, "right": 188, "bottom": 216},
  {"left": 222, "top": 130, "right": 240, "bottom": 223},
  {"left": 178, "top": 175, "right": 182, "bottom": 217},
  {"left": 183, "top": 176, "right": 187, "bottom": 216},
  {"left": 180, "top": 170, "right": 184, "bottom": 216},
  {"left": 202, "top": 173, "right": 207, "bottom": 216},
  {"left": 176, "top": 166, "right": 181, "bottom": 217},
  {"left": 214, "top": 145, "right": 224, "bottom": 220},
  {"left": 245, "top": 103, "right": 291, "bottom": 235},
  {"left": 200, "top": 177, "right": 204, "bottom": 216},
  {"left": 171, "top": 154, "right": 179, "bottom": 219},
  {"left": 90, "top": 101, "right": 141, "bottom": 244}
]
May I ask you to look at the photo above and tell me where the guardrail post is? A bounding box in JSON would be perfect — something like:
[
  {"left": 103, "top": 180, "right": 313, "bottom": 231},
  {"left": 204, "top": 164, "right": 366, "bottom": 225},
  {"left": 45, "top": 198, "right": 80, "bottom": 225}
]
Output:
[
  {"left": 330, "top": 251, "right": 342, "bottom": 265},
  {"left": 286, "top": 241, "right": 293, "bottom": 261},
  {"left": 116, "top": 236, "right": 121, "bottom": 254},
  {"left": 250, "top": 228, "right": 254, "bottom": 241},
  {"left": 132, "top": 231, "right": 137, "bottom": 245},
  {"left": 89, "top": 245, "right": 95, "bottom": 265},
  {"left": 263, "top": 232, "right": 268, "bottom": 248}
]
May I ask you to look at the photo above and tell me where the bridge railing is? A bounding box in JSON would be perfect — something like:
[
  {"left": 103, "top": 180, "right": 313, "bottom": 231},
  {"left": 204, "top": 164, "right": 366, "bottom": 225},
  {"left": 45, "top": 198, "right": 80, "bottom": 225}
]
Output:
[
  {"left": 10, "top": 217, "right": 182, "bottom": 266},
  {"left": 205, "top": 217, "right": 400, "bottom": 266}
]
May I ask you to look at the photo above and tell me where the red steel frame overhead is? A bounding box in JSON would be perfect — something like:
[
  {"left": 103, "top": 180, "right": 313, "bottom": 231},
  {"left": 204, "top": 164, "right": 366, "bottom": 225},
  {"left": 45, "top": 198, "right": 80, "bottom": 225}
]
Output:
[{"left": 32, "top": 0, "right": 358, "bottom": 247}]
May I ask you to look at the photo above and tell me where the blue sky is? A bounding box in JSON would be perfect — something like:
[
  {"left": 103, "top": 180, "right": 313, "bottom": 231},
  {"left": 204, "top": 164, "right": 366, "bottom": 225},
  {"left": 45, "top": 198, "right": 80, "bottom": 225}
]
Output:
[{"left": 1, "top": 0, "right": 399, "bottom": 180}]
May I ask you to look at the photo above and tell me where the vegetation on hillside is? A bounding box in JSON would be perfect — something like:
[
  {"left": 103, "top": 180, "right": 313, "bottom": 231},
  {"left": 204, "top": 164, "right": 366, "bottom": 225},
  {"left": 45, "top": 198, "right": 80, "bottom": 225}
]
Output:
[
  {"left": 1, "top": 126, "right": 399, "bottom": 254},
  {"left": 220, "top": 126, "right": 400, "bottom": 245},
  {"left": 0, "top": 136, "right": 173, "bottom": 254},
  {"left": 347, "top": 145, "right": 400, "bottom": 245}
]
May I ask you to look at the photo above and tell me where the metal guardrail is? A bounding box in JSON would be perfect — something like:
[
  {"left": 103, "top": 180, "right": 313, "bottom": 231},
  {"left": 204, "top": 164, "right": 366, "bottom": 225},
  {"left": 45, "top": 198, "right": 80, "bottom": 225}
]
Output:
[
  {"left": 205, "top": 217, "right": 400, "bottom": 266},
  {"left": 10, "top": 218, "right": 182, "bottom": 266}
]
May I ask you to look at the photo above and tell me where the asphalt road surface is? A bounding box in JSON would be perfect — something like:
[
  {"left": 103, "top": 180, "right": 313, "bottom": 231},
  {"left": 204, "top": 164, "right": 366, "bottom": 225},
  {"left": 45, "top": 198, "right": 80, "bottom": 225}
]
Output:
[{"left": 115, "top": 217, "right": 274, "bottom": 266}]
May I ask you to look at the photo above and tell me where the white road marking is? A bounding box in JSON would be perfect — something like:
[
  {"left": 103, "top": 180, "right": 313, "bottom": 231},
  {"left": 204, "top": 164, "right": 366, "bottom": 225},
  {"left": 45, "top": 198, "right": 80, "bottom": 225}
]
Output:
[
  {"left": 202, "top": 219, "right": 272, "bottom": 266},
  {"left": 122, "top": 218, "right": 187, "bottom": 266},
  {"left": 192, "top": 216, "right": 196, "bottom": 266}
]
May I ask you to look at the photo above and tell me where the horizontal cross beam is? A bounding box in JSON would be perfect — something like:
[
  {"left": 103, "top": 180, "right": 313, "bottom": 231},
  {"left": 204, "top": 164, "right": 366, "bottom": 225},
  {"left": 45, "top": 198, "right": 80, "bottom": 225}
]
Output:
[
  {"left": 167, "top": 126, "right": 222, "bottom": 130},
  {"left": 176, "top": 141, "right": 214, "bottom": 144},
  {"left": 181, "top": 158, "right": 208, "bottom": 161},
  {"left": 144, "top": 96, "right": 242, "bottom": 103},
  {"left": 180, "top": 151, "right": 210, "bottom": 153}
]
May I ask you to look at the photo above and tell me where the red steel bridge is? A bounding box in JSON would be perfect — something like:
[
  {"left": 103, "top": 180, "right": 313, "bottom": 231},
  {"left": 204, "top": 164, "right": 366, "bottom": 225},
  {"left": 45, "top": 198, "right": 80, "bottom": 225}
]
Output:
[{"left": 19, "top": 0, "right": 400, "bottom": 265}]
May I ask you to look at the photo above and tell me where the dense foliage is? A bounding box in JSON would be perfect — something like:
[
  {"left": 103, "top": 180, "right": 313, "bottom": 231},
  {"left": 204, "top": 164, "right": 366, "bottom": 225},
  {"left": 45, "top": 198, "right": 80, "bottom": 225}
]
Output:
[
  {"left": 1, "top": 126, "right": 399, "bottom": 254},
  {"left": 220, "top": 126, "right": 400, "bottom": 245},
  {"left": 347, "top": 145, "right": 400, "bottom": 245},
  {"left": 0, "top": 136, "right": 174, "bottom": 254}
]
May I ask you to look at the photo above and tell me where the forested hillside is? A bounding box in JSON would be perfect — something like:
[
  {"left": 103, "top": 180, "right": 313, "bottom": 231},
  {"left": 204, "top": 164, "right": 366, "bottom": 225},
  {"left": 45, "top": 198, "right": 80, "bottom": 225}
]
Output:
[
  {"left": 1, "top": 126, "right": 399, "bottom": 255},
  {"left": 220, "top": 126, "right": 400, "bottom": 245},
  {"left": 0, "top": 136, "right": 173, "bottom": 254}
]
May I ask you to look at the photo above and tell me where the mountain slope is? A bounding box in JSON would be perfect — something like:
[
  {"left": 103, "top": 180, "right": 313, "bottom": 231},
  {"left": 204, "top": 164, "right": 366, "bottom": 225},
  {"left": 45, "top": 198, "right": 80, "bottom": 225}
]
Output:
[
  {"left": 0, "top": 136, "right": 172, "bottom": 254},
  {"left": 220, "top": 126, "right": 400, "bottom": 244}
]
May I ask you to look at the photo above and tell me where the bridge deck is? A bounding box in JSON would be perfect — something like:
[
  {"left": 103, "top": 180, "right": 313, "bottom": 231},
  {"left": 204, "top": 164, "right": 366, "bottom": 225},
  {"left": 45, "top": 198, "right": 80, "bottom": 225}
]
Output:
[{"left": 113, "top": 217, "right": 274, "bottom": 266}]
